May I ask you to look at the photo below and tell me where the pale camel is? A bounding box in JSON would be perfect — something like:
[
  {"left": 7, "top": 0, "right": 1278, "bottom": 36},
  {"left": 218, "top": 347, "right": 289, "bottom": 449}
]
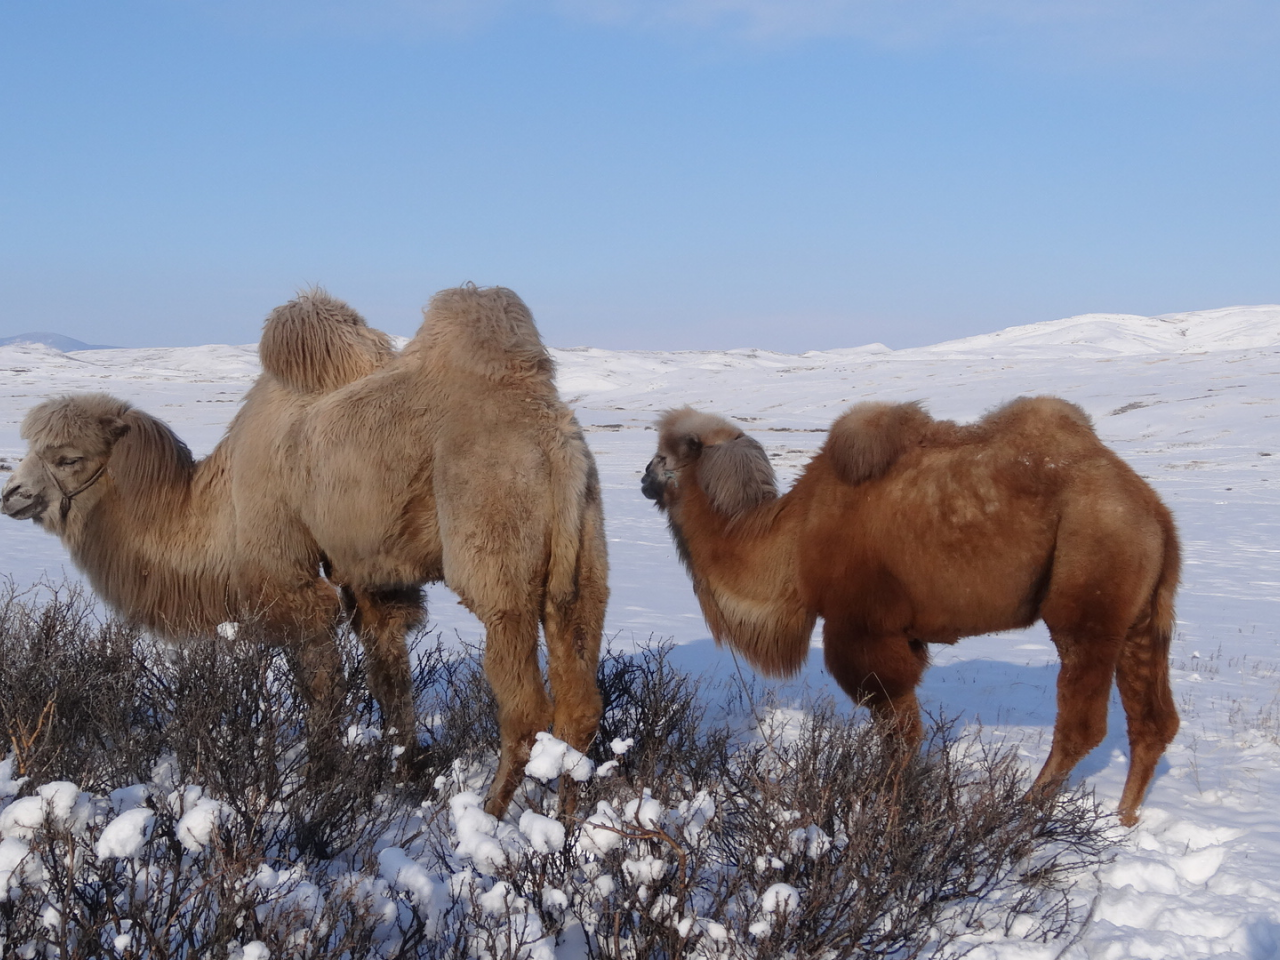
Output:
[{"left": 3, "top": 286, "right": 608, "bottom": 817}]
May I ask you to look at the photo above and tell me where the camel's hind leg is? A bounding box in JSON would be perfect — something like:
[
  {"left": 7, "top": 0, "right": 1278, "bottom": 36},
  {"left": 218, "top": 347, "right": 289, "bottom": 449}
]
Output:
[
  {"left": 479, "top": 606, "right": 554, "bottom": 818},
  {"left": 542, "top": 508, "right": 608, "bottom": 816},
  {"left": 349, "top": 585, "right": 426, "bottom": 763},
  {"left": 545, "top": 495, "right": 608, "bottom": 754},
  {"left": 1033, "top": 630, "right": 1122, "bottom": 798},
  {"left": 1036, "top": 508, "right": 1174, "bottom": 821},
  {"left": 1113, "top": 618, "right": 1179, "bottom": 826},
  {"left": 823, "top": 628, "right": 929, "bottom": 745}
]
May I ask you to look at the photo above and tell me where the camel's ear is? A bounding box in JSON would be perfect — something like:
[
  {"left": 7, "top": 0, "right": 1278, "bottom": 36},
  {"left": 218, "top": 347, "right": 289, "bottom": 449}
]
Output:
[
  {"left": 698, "top": 435, "right": 777, "bottom": 517},
  {"left": 101, "top": 416, "right": 131, "bottom": 442},
  {"left": 672, "top": 433, "right": 703, "bottom": 464},
  {"left": 826, "top": 401, "right": 931, "bottom": 486}
]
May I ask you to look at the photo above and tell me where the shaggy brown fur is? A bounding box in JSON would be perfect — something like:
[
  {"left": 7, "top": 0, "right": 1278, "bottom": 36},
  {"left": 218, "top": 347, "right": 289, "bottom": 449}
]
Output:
[
  {"left": 642, "top": 398, "right": 1179, "bottom": 826},
  {"left": 258, "top": 286, "right": 397, "bottom": 393},
  {"left": 826, "top": 401, "right": 933, "bottom": 485},
  {"left": 2, "top": 286, "right": 609, "bottom": 818}
]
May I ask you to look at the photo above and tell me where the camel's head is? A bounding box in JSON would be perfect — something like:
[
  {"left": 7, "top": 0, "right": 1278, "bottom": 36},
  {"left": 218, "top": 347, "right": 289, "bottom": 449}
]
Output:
[
  {"left": 642, "top": 407, "right": 777, "bottom": 517},
  {"left": 2, "top": 394, "right": 132, "bottom": 530}
]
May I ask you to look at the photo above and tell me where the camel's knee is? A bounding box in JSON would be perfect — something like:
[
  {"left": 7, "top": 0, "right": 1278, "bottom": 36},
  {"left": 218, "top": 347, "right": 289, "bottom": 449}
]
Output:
[
  {"left": 824, "top": 634, "right": 926, "bottom": 721},
  {"left": 1060, "top": 712, "right": 1109, "bottom": 757},
  {"left": 1038, "top": 681, "right": 1113, "bottom": 790},
  {"left": 293, "top": 635, "right": 343, "bottom": 702},
  {"left": 1119, "top": 689, "right": 1179, "bottom": 750},
  {"left": 551, "top": 688, "right": 602, "bottom": 753},
  {"left": 869, "top": 692, "right": 924, "bottom": 746}
]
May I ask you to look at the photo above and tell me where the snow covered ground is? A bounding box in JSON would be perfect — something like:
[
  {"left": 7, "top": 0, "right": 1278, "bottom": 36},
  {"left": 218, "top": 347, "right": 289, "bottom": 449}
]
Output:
[{"left": 2, "top": 304, "right": 1280, "bottom": 957}]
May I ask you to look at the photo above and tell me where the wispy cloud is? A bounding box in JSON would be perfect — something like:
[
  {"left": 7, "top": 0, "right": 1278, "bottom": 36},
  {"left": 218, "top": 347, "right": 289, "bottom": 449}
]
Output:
[
  {"left": 188, "top": 0, "right": 510, "bottom": 38},
  {"left": 554, "top": 0, "right": 1280, "bottom": 61},
  {"left": 190, "top": 0, "right": 1280, "bottom": 66}
]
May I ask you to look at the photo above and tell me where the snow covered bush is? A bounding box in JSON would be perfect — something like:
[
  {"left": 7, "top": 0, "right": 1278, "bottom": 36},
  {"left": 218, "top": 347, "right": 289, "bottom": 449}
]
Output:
[{"left": 0, "top": 589, "right": 1114, "bottom": 958}]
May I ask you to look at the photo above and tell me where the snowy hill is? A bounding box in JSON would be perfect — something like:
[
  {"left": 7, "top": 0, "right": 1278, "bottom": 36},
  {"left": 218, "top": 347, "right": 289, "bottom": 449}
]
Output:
[
  {"left": 0, "top": 331, "right": 117, "bottom": 351},
  {"left": 2, "top": 303, "right": 1280, "bottom": 958},
  {"left": 913, "top": 303, "right": 1280, "bottom": 357}
]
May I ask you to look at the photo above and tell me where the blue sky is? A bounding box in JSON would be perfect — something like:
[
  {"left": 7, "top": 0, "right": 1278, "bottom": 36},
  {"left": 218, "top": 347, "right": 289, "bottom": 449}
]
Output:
[{"left": 2, "top": 1, "right": 1278, "bottom": 351}]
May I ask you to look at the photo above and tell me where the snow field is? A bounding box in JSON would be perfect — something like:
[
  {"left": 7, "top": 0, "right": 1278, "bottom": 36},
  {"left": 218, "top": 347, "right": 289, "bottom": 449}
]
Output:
[{"left": 1, "top": 304, "right": 1279, "bottom": 956}]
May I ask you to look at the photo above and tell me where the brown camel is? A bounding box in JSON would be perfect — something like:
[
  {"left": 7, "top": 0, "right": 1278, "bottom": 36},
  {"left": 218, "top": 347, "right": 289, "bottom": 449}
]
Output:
[
  {"left": 2, "top": 285, "right": 608, "bottom": 818},
  {"left": 641, "top": 398, "right": 1179, "bottom": 826}
]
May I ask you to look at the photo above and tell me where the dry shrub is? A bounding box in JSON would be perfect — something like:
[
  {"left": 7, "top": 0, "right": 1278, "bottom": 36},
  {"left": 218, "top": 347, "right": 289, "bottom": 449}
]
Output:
[
  {"left": 0, "top": 590, "right": 1115, "bottom": 958},
  {"left": 509, "top": 651, "right": 1110, "bottom": 960},
  {"left": 0, "top": 584, "right": 158, "bottom": 790}
]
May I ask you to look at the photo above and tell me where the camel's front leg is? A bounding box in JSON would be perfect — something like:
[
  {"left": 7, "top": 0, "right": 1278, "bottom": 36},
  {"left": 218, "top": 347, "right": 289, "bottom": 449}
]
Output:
[
  {"left": 543, "top": 595, "right": 604, "bottom": 820},
  {"left": 822, "top": 628, "right": 929, "bottom": 746},
  {"left": 348, "top": 585, "right": 426, "bottom": 765},
  {"left": 286, "top": 626, "right": 347, "bottom": 773}
]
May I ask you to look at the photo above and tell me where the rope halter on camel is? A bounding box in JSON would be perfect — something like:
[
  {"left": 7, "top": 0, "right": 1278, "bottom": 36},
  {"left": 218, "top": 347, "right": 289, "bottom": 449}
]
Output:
[{"left": 39, "top": 456, "right": 109, "bottom": 522}]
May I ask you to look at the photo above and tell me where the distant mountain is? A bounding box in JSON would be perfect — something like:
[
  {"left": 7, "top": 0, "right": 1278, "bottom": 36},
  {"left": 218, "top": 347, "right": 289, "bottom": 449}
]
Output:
[{"left": 0, "top": 332, "right": 118, "bottom": 351}]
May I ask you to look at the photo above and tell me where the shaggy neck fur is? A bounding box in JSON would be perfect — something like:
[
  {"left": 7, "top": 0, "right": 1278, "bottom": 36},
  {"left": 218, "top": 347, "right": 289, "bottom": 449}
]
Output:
[
  {"left": 666, "top": 482, "right": 816, "bottom": 678},
  {"left": 64, "top": 410, "right": 239, "bottom": 637}
]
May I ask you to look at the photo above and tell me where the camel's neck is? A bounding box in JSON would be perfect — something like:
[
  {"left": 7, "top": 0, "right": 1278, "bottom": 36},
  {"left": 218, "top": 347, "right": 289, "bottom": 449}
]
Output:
[
  {"left": 64, "top": 437, "right": 238, "bottom": 638},
  {"left": 668, "top": 485, "right": 815, "bottom": 678}
]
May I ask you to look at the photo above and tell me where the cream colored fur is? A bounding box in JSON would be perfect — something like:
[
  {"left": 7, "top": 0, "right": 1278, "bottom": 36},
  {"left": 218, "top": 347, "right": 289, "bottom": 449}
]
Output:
[
  {"left": 259, "top": 287, "right": 396, "bottom": 393},
  {"left": 3, "top": 286, "right": 608, "bottom": 819},
  {"left": 282, "top": 285, "right": 608, "bottom": 816}
]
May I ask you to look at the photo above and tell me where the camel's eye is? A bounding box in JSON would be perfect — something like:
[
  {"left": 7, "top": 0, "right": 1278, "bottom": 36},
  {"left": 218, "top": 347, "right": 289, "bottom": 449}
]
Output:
[{"left": 56, "top": 456, "right": 83, "bottom": 468}]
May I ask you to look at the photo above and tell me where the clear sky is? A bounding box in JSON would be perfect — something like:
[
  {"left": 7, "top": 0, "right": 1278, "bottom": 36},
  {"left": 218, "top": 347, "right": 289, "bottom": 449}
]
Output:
[{"left": 2, "top": 1, "right": 1278, "bottom": 351}]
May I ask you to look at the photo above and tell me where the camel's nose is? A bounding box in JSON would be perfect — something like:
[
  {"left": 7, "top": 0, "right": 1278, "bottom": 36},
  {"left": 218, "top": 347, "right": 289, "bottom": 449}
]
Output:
[
  {"left": 2, "top": 479, "right": 43, "bottom": 520},
  {"left": 640, "top": 460, "right": 668, "bottom": 505},
  {"left": 3, "top": 479, "right": 22, "bottom": 510}
]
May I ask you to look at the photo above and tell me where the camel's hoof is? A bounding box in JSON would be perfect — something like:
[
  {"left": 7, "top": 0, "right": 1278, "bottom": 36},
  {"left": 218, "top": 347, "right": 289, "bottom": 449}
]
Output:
[{"left": 395, "top": 741, "right": 439, "bottom": 781}]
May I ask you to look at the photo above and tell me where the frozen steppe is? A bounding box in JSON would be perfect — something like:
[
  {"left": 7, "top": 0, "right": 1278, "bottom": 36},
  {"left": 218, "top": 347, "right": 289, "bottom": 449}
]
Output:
[{"left": 2, "top": 304, "right": 1279, "bottom": 957}]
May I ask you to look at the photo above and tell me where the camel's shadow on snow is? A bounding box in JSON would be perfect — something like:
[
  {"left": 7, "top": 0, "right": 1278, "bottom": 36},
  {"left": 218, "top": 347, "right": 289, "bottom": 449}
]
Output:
[{"left": 658, "top": 634, "right": 1159, "bottom": 793}]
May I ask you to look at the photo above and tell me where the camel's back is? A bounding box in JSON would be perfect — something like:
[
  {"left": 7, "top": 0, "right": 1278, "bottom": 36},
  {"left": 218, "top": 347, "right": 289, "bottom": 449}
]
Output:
[
  {"left": 819, "top": 396, "right": 1148, "bottom": 524},
  {"left": 796, "top": 395, "right": 1169, "bottom": 633}
]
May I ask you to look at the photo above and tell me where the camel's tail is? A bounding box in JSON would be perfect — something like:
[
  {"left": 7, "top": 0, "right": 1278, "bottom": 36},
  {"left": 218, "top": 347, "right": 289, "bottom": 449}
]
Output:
[
  {"left": 1150, "top": 508, "right": 1181, "bottom": 666},
  {"left": 543, "top": 415, "right": 602, "bottom": 606},
  {"left": 541, "top": 415, "right": 609, "bottom": 755}
]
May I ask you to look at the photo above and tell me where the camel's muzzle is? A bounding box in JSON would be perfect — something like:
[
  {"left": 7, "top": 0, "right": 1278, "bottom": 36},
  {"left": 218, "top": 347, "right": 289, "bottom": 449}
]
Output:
[
  {"left": 1, "top": 482, "right": 48, "bottom": 522},
  {"left": 640, "top": 458, "right": 669, "bottom": 507}
]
